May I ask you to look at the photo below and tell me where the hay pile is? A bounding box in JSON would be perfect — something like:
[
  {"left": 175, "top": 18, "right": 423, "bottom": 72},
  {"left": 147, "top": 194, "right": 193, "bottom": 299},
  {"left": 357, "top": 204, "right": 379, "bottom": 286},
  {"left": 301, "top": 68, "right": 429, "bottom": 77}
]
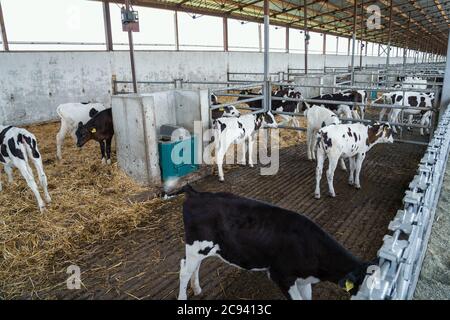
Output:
[
  {"left": 0, "top": 122, "right": 165, "bottom": 299},
  {"left": 0, "top": 99, "right": 305, "bottom": 299}
]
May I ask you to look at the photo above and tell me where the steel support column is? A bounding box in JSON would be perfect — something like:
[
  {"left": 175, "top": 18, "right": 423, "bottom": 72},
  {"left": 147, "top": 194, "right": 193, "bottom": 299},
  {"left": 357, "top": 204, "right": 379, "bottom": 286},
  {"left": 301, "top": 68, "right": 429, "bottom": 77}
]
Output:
[
  {"left": 223, "top": 17, "right": 228, "bottom": 52},
  {"left": 102, "top": 1, "right": 113, "bottom": 51},
  {"left": 359, "top": 1, "right": 364, "bottom": 68},
  {"left": 258, "top": 23, "right": 262, "bottom": 53},
  {"left": 125, "top": 0, "right": 137, "bottom": 93},
  {"left": 350, "top": 1, "right": 357, "bottom": 85},
  {"left": 385, "top": 0, "right": 393, "bottom": 70},
  {"left": 0, "top": 0, "right": 8, "bottom": 51},
  {"left": 174, "top": 10, "right": 179, "bottom": 51},
  {"left": 263, "top": 0, "right": 270, "bottom": 111},
  {"left": 322, "top": 33, "right": 326, "bottom": 55},
  {"left": 286, "top": 26, "right": 289, "bottom": 53},
  {"left": 304, "top": 0, "right": 309, "bottom": 75},
  {"left": 403, "top": 13, "right": 411, "bottom": 68}
]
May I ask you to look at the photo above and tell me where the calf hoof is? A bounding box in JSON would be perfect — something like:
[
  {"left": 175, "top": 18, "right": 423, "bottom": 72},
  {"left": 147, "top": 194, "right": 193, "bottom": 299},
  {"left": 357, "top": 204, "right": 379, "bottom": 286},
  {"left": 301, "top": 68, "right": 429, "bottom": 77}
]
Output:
[
  {"left": 329, "top": 192, "right": 336, "bottom": 198},
  {"left": 45, "top": 196, "right": 52, "bottom": 203},
  {"left": 249, "top": 164, "right": 254, "bottom": 168},
  {"left": 39, "top": 206, "right": 46, "bottom": 213},
  {"left": 355, "top": 185, "right": 361, "bottom": 190},
  {"left": 219, "top": 177, "right": 225, "bottom": 183},
  {"left": 314, "top": 193, "right": 321, "bottom": 200},
  {"left": 107, "top": 159, "right": 112, "bottom": 165},
  {"left": 193, "top": 287, "right": 202, "bottom": 296},
  {"left": 101, "top": 158, "right": 106, "bottom": 165}
]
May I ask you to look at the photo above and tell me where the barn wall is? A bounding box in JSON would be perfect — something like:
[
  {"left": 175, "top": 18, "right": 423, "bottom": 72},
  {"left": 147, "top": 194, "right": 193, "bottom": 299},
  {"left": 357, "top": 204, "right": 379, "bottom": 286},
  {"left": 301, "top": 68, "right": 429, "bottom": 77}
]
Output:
[{"left": 0, "top": 51, "right": 412, "bottom": 126}]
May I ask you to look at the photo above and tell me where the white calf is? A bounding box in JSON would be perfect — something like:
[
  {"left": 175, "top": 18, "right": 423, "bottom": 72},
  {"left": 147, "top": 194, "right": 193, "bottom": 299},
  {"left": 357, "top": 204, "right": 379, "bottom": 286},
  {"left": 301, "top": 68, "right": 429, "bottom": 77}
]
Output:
[
  {"left": 387, "top": 92, "right": 434, "bottom": 135},
  {"left": 305, "top": 105, "right": 339, "bottom": 159},
  {"left": 314, "top": 123, "right": 393, "bottom": 199},
  {"left": 56, "top": 102, "right": 107, "bottom": 160},
  {"left": 0, "top": 125, "right": 51, "bottom": 212},
  {"left": 213, "top": 112, "right": 277, "bottom": 182}
]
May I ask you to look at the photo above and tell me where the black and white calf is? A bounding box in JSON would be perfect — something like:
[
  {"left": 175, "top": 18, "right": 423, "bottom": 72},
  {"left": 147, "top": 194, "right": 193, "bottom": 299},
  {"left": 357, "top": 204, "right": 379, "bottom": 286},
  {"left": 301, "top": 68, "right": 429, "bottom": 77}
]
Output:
[
  {"left": 177, "top": 185, "right": 376, "bottom": 300},
  {"left": 213, "top": 111, "right": 277, "bottom": 182},
  {"left": 304, "top": 105, "right": 345, "bottom": 171},
  {"left": 56, "top": 102, "right": 107, "bottom": 160},
  {"left": 378, "top": 92, "right": 434, "bottom": 135},
  {"left": 315, "top": 123, "right": 393, "bottom": 199},
  {"left": 272, "top": 89, "right": 305, "bottom": 130},
  {"left": 76, "top": 108, "right": 114, "bottom": 164},
  {"left": 310, "top": 90, "right": 368, "bottom": 119},
  {"left": 210, "top": 94, "right": 241, "bottom": 120},
  {"left": 0, "top": 125, "right": 51, "bottom": 212}
]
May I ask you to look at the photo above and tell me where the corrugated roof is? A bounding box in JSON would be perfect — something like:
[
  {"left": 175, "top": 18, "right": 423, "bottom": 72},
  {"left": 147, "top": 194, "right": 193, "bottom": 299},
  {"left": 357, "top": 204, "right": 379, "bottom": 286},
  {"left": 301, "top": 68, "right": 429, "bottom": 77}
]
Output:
[{"left": 104, "top": 0, "right": 450, "bottom": 54}]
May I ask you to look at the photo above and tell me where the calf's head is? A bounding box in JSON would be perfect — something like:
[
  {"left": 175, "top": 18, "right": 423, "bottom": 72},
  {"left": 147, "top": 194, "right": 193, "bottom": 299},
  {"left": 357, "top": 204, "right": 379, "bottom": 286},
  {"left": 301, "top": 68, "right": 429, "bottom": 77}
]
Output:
[
  {"left": 258, "top": 111, "right": 278, "bottom": 129},
  {"left": 76, "top": 122, "right": 96, "bottom": 148},
  {"left": 223, "top": 105, "right": 241, "bottom": 117},
  {"left": 367, "top": 123, "right": 394, "bottom": 146},
  {"left": 338, "top": 259, "right": 379, "bottom": 296}
]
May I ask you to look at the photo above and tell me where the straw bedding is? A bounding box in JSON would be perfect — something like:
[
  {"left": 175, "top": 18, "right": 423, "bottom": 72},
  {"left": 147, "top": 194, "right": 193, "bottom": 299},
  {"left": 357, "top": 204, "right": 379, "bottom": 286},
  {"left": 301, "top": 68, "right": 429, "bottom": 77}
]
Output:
[{"left": 0, "top": 101, "right": 304, "bottom": 299}]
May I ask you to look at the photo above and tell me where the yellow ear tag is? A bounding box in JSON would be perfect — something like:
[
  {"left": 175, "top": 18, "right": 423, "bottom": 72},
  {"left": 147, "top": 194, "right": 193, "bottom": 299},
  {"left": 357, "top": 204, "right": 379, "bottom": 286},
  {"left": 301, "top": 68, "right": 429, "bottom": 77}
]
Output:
[
  {"left": 345, "top": 280, "right": 354, "bottom": 292},
  {"left": 91, "top": 128, "right": 97, "bottom": 133},
  {"left": 219, "top": 108, "right": 224, "bottom": 112}
]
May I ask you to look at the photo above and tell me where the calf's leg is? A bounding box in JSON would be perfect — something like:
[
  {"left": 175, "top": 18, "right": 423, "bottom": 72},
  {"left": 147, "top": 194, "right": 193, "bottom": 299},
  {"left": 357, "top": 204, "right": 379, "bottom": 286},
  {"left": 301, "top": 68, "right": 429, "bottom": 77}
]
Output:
[
  {"left": 248, "top": 136, "right": 254, "bottom": 168},
  {"left": 348, "top": 156, "right": 356, "bottom": 185},
  {"left": 314, "top": 147, "right": 325, "bottom": 199},
  {"left": 326, "top": 156, "right": 339, "bottom": 197},
  {"left": 354, "top": 153, "right": 366, "bottom": 189},
  {"left": 99, "top": 141, "right": 106, "bottom": 164},
  {"left": 178, "top": 244, "right": 207, "bottom": 300},
  {"left": 297, "top": 282, "right": 312, "bottom": 300},
  {"left": 306, "top": 128, "right": 313, "bottom": 160},
  {"left": 56, "top": 120, "right": 69, "bottom": 160},
  {"left": 13, "top": 158, "right": 46, "bottom": 212},
  {"left": 4, "top": 164, "right": 13, "bottom": 183},
  {"left": 105, "top": 138, "right": 112, "bottom": 165},
  {"left": 29, "top": 154, "right": 51, "bottom": 204}
]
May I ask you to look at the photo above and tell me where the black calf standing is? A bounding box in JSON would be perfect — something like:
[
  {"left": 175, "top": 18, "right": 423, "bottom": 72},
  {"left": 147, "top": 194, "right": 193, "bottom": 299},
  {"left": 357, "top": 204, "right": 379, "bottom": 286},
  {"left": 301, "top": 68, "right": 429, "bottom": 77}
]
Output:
[
  {"left": 76, "top": 108, "right": 114, "bottom": 164},
  {"left": 177, "top": 185, "right": 376, "bottom": 300}
]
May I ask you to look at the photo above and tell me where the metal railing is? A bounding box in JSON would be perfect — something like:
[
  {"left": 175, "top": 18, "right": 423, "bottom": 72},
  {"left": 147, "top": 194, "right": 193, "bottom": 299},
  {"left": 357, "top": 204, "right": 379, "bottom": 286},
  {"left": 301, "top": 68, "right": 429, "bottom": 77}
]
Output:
[{"left": 353, "top": 104, "right": 450, "bottom": 300}]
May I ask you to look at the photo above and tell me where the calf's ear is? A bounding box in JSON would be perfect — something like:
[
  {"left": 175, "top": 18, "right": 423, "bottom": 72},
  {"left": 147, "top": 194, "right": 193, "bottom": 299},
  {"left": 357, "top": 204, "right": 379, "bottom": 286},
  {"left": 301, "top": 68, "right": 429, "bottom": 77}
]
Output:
[{"left": 78, "top": 121, "right": 83, "bottom": 128}]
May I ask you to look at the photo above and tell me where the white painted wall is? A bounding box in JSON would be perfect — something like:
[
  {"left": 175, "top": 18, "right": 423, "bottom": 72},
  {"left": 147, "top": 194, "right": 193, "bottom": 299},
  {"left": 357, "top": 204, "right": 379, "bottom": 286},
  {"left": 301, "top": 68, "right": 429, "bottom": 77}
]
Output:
[{"left": 0, "top": 50, "right": 412, "bottom": 125}]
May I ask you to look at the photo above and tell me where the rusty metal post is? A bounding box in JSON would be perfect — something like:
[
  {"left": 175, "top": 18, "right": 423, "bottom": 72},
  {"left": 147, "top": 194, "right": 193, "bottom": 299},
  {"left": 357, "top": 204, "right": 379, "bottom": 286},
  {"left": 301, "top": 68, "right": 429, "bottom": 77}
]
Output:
[
  {"left": 385, "top": 0, "right": 393, "bottom": 70},
  {"left": 125, "top": 0, "right": 138, "bottom": 93},
  {"left": 223, "top": 17, "right": 228, "bottom": 52},
  {"left": 102, "top": 1, "right": 113, "bottom": 51},
  {"left": 0, "top": 0, "right": 8, "bottom": 51}
]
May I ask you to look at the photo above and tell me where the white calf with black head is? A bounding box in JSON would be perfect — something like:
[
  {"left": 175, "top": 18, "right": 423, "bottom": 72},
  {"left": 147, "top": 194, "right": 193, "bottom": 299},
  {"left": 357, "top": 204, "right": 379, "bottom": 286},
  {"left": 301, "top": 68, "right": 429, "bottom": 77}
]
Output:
[
  {"left": 213, "top": 111, "right": 277, "bottom": 182},
  {"left": 56, "top": 102, "right": 107, "bottom": 160},
  {"left": 176, "top": 185, "right": 377, "bottom": 300},
  {"left": 314, "top": 123, "right": 393, "bottom": 199},
  {"left": 0, "top": 125, "right": 51, "bottom": 212}
]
